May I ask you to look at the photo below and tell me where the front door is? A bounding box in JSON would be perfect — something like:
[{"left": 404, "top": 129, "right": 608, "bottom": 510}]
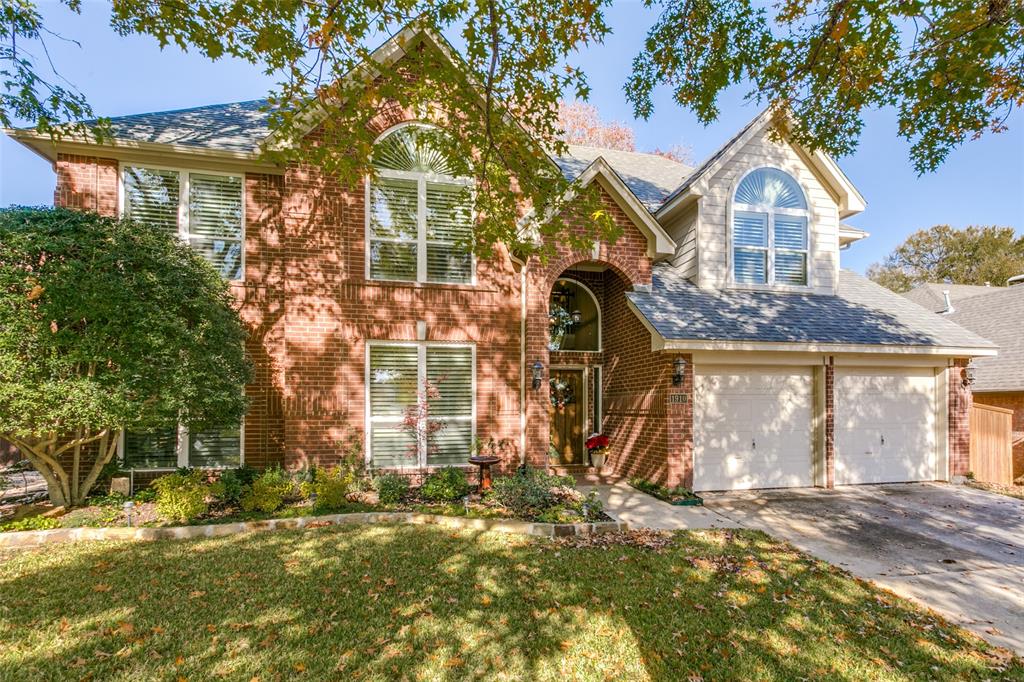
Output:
[{"left": 549, "top": 368, "right": 586, "bottom": 465}]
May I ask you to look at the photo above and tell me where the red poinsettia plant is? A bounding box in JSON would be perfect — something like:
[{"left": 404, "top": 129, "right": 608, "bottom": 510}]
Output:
[{"left": 585, "top": 434, "right": 610, "bottom": 452}]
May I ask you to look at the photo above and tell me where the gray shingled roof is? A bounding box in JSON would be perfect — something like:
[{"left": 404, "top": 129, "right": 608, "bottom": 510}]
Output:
[
  {"left": 945, "top": 285, "right": 1024, "bottom": 391},
  {"left": 94, "top": 100, "right": 272, "bottom": 153},
  {"left": 553, "top": 145, "right": 693, "bottom": 211},
  {"left": 901, "top": 283, "right": 1003, "bottom": 313},
  {"left": 74, "top": 100, "right": 695, "bottom": 211},
  {"left": 627, "top": 267, "right": 997, "bottom": 350}
]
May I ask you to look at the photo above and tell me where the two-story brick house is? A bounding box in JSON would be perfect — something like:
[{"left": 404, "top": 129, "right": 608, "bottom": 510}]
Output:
[{"left": 6, "top": 25, "right": 996, "bottom": 491}]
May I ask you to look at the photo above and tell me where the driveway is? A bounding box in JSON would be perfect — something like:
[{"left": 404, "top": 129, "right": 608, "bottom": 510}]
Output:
[{"left": 701, "top": 483, "right": 1024, "bottom": 654}]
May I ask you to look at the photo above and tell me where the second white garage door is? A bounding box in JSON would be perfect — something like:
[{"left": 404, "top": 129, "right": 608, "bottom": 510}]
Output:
[
  {"left": 694, "top": 366, "right": 814, "bottom": 491},
  {"left": 834, "top": 368, "right": 937, "bottom": 485}
]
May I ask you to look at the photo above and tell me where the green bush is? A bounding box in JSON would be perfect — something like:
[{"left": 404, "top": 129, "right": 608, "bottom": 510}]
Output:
[
  {"left": 489, "top": 468, "right": 601, "bottom": 521},
  {"left": 374, "top": 472, "right": 409, "bottom": 504},
  {"left": 0, "top": 515, "right": 61, "bottom": 532},
  {"left": 309, "top": 466, "right": 355, "bottom": 511},
  {"left": 215, "top": 465, "right": 260, "bottom": 506},
  {"left": 152, "top": 471, "right": 211, "bottom": 523},
  {"left": 240, "top": 467, "right": 294, "bottom": 513},
  {"left": 132, "top": 488, "right": 157, "bottom": 503},
  {"left": 419, "top": 467, "right": 471, "bottom": 502}
]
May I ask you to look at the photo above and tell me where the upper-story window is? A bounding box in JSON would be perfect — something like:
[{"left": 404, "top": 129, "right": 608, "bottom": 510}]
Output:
[
  {"left": 122, "top": 166, "right": 244, "bottom": 281},
  {"left": 732, "top": 167, "right": 809, "bottom": 286},
  {"left": 369, "top": 125, "right": 473, "bottom": 284},
  {"left": 548, "top": 278, "right": 600, "bottom": 351}
]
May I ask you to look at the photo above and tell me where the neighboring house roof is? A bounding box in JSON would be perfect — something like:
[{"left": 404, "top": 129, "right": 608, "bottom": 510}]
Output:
[
  {"left": 944, "top": 285, "right": 1024, "bottom": 392},
  {"left": 901, "top": 282, "right": 1003, "bottom": 313},
  {"left": 553, "top": 145, "right": 693, "bottom": 212},
  {"left": 627, "top": 268, "right": 997, "bottom": 353}
]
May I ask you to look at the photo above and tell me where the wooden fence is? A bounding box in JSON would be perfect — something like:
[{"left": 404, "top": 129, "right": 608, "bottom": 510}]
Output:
[{"left": 969, "top": 403, "right": 1014, "bottom": 485}]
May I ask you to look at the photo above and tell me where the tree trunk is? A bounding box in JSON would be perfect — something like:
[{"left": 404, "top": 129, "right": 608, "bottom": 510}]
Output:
[{"left": 4, "top": 429, "right": 120, "bottom": 507}]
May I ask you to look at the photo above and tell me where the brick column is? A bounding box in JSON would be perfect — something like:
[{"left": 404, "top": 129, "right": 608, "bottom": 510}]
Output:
[
  {"left": 948, "top": 359, "right": 972, "bottom": 478},
  {"left": 667, "top": 355, "right": 694, "bottom": 489}
]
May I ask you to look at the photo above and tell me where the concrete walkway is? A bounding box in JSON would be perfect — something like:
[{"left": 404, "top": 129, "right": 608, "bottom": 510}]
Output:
[{"left": 586, "top": 482, "right": 739, "bottom": 530}]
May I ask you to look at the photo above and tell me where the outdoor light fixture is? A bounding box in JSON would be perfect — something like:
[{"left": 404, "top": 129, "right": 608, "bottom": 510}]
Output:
[
  {"left": 962, "top": 364, "right": 977, "bottom": 387},
  {"left": 672, "top": 356, "right": 687, "bottom": 387},
  {"left": 531, "top": 360, "right": 545, "bottom": 390},
  {"left": 571, "top": 309, "right": 583, "bottom": 325},
  {"left": 123, "top": 500, "right": 134, "bottom": 528}
]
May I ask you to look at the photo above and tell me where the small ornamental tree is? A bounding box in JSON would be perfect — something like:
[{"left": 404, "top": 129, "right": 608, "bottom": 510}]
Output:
[{"left": 0, "top": 207, "right": 251, "bottom": 506}]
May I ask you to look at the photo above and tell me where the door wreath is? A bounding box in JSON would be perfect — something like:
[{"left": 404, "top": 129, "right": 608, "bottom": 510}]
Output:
[{"left": 549, "top": 376, "right": 576, "bottom": 409}]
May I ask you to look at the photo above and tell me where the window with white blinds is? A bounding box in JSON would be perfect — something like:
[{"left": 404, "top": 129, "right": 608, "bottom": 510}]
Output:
[
  {"left": 369, "top": 125, "right": 474, "bottom": 284},
  {"left": 368, "top": 343, "right": 475, "bottom": 468},
  {"left": 732, "top": 167, "right": 809, "bottom": 286},
  {"left": 123, "top": 166, "right": 244, "bottom": 280},
  {"left": 122, "top": 423, "right": 242, "bottom": 469}
]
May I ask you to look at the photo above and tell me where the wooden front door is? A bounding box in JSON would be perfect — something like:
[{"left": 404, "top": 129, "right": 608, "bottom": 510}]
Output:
[{"left": 549, "top": 368, "right": 586, "bottom": 465}]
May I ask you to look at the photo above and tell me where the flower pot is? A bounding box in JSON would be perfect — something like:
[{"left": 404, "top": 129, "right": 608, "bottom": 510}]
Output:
[{"left": 590, "top": 451, "right": 606, "bottom": 470}]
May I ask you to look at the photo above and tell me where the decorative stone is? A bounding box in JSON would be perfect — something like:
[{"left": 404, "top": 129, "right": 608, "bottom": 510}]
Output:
[{"left": 109, "top": 477, "right": 131, "bottom": 496}]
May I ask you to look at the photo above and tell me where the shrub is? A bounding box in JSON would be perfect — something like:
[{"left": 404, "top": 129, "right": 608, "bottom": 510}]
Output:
[
  {"left": 374, "top": 473, "right": 409, "bottom": 504},
  {"left": 419, "top": 467, "right": 470, "bottom": 502},
  {"left": 133, "top": 488, "right": 157, "bottom": 503},
  {"left": 489, "top": 468, "right": 601, "bottom": 521},
  {"left": 0, "top": 515, "right": 61, "bottom": 532},
  {"left": 309, "top": 466, "right": 355, "bottom": 511},
  {"left": 152, "top": 471, "right": 211, "bottom": 523},
  {"left": 240, "top": 467, "right": 294, "bottom": 513},
  {"left": 215, "top": 465, "right": 260, "bottom": 506}
]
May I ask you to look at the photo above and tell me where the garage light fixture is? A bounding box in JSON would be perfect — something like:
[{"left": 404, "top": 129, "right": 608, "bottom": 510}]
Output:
[
  {"left": 672, "top": 357, "right": 687, "bottom": 387},
  {"left": 532, "top": 360, "right": 545, "bottom": 391},
  {"left": 962, "top": 363, "right": 976, "bottom": 387}
]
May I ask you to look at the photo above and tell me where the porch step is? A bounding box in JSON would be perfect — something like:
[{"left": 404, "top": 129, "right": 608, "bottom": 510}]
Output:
[{"left": 549, "top": 465, "right": 625, "bottom": 486}]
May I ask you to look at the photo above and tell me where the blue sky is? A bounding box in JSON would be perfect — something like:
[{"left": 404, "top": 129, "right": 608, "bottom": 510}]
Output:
[{"left": 2, "top": 1, "right": 1021, "bottom": 274}]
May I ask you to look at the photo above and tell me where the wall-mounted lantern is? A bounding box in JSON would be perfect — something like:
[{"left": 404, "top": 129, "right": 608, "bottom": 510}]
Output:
[
  {"left": 962, "top": 363, "right": 977, "bottom": 387},
  {"left": 532, "top": 360, "right": 545, "bottom": 391},
  {"left": 672, "top": 356, "right": 687, "bottom": 387},
  {"left": 570, "top": 309, "right": 583, "bottom": 325}
]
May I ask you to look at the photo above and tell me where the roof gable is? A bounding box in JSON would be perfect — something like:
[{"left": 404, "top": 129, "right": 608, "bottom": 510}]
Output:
[{"left": 945, "top": 285, "right": 1024, "bottom": 391}]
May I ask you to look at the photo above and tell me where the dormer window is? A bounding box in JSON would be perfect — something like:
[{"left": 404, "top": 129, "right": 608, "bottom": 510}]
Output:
[
  {"left": 732, "top": 167, "right": 809, "bottom": 286},
  {"left": 368, "top": 125, "right": 474, "bottom": 284}
]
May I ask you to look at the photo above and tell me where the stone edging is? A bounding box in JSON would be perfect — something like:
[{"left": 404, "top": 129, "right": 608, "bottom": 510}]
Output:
[{"left": 0, "top": 512, "right": 628, "bottom": 549}]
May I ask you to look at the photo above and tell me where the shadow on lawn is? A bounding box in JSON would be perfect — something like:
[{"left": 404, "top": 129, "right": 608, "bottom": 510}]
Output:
[{"left": 0, "top": 526, "right": 1017, "bottom": 681}]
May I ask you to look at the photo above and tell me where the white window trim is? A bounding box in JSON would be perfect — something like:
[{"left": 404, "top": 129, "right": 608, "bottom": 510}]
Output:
[
  {"left": 727, "top": 166, "right": 812, "bottom": 289},
  {"left": 364, "top": 123, "right": 476, "bottom": 286},
  {"left": 118, "top": 162, "right": 246, "bottom": 283},
  {"left": 117, "top": 420, "right": 246, "bottom": 471},
  {"left": 548, "top": 278, "right": 602, "bottom": 353},
  {"left": 364, "top": 340, "right": 477, "bottom": 469}
]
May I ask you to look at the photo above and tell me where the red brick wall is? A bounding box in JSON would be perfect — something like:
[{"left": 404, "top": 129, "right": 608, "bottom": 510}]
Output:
[
  {"left": 54, "top": 154, "right": 118, "bottom": 215},
  {"left": 948, "top": 359, "right": 973, "bottom": 477},
  {"left": 824, "top": 359, "right": 835, "bottom": 489},
  {"left": 974, "top": 391, "right": 1024, "bottom": 481}
]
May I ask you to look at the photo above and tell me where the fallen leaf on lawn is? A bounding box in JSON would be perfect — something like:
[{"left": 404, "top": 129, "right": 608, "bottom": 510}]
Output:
[
  {"left": 189, "top": 590, "right": 206, "bottom": 599},
  {"left": 175, "top": 656, "right": 185, "bottom": 666},
  {"left": 293, "top": 662, "right": 306, "bottom": 672},
  {"left": 92, "top": 584, "right": 111, "bottom": 593}
]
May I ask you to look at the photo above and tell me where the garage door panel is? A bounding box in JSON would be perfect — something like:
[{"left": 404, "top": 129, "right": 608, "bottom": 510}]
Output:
[
  {"left": 835, "top": 368, "right": 937, "bottom": 485},
  {"left": 695, "top": 366, "right": 813, "bottom": 491}
]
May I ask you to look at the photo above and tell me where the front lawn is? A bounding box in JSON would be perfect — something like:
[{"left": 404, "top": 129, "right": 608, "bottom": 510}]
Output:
[{"left": 1, "top": 527, "right": 1019, "bottom": 681}]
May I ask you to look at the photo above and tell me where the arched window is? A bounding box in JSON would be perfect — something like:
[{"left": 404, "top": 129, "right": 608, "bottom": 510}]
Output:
[
  {"left": 368, "top": 125, "right": 473, "bottom": 284},
  {"left": 548, "top": 279, "right": 600, "bottom": 351},
  {"left": 732, "top": 167, "right": 809, "bottom": 286}
]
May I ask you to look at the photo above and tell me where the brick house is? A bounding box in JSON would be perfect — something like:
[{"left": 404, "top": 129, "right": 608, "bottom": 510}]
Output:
[
  {"left": 6, "top": 26, "right": 997, "bottom": 491},
  {"left": 905, "top": 283, "right": 1024, "bottom": 481}
]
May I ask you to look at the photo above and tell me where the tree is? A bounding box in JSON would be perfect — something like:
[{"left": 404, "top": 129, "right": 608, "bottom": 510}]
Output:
[
  {"left": 0, "top": 207, "right": 251, "bottom": 506},
  {"left": 557, "top": 101, "right": 636, "bottom": 150},
  {"left": 867, "top": 225, "right": 1024, "bottom": 292},
  {"left": 2, "top": 1, "right": 1020, "bottom": 248}
]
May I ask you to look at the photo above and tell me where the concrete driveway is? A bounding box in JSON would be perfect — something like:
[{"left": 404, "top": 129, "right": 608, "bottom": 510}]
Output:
[{"left": 701, "top": 483, "right": 1024, "bottom": 654}]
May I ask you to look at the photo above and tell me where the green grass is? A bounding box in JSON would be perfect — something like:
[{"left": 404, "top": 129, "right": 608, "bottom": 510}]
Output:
[{"left": 0, "top": 527, "right": 1019, "bottom": 681}]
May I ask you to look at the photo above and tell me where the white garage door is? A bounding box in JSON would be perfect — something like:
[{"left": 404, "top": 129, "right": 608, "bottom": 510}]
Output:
[
  {"left": 695, "top": 366, "right": 814, "bottom": 491},
  {"left": 835, "top": 368, "right": 937, "bottom": 485}
]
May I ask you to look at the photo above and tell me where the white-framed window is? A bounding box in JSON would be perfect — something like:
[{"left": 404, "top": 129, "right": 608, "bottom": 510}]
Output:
[
  {"left": 367, "top": 124, "right": 474, "bottom": 284},
  {"left": 121, "top": 422, "right": 244, "bottom": 470},
  {"left": 732, "top": 167, "right": 809, "bottom": 286},
  {"left": 121, "top": 165, "right": 244, "bottom": 281},
  {"left": 548, "top": 278, "right": 601, "bottom": 352},
  {"left": 366, "top": 342, "right": 475, "bottom": 468}
]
